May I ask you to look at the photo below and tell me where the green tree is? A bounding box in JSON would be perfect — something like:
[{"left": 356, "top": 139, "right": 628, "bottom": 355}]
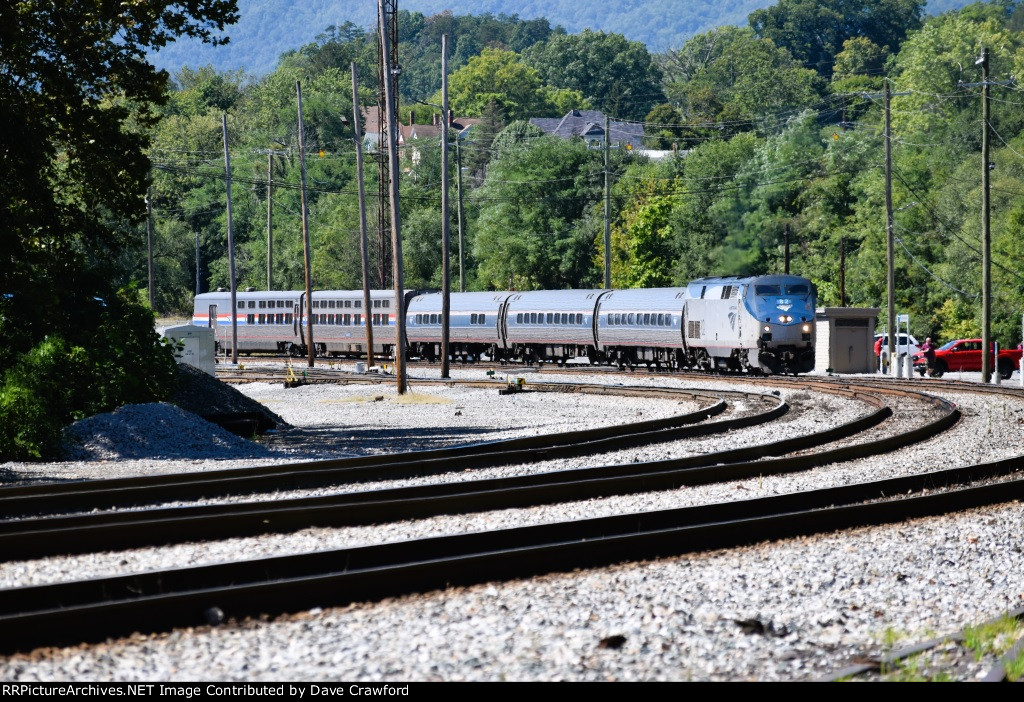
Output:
[
  {"left": 0, "top": 1, "right": 236, "bottom": 457},
  {"left": 473, "top": 136, "right": 606, "bottom": 289},
  {"left": 662, "top": 27, "right": 825, "bottom": 132},
  {"left": 523, "top": 29, "right": 664, "bottom": 119},
  {"left": 750, "top": 0, "right": 924, "bottom": 77},
  {"left": 442, "top": 47, "right": 553, "bottom": 120},
  {"left": 644, "top": 104, "right": 685, "bottom": 149}
]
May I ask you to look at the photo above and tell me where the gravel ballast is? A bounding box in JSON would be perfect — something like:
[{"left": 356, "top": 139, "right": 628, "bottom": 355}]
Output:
[{"left": 0, "top": 368, "right": 1022, "bottom": 681}]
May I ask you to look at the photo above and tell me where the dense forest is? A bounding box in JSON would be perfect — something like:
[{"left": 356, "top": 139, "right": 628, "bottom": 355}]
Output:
[{"left": 5, "top": 0, "right": 1024, "bottom": 458}]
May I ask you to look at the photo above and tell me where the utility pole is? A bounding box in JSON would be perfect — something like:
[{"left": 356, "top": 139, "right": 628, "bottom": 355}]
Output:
[
  {"left": 455, "top": 138, "right": 466, "bottom": 292},
  {"left": 352, "top": 63, "right": 374, "bottom": 369},
  {"left": 840, "top": 236, "right": 846, "bottom": 307},
  {"left": 379, "top": 0, "right": 407, "bottom": 393},
  {"left": 884, "top": 79, "right": 897, "bottom": 372},
  {"left": 195, "top": 230, "right": 200, "bottom": 296},
  {"left": 376, "top": 0, "right": 399, "bottom": 290},
  {"left": 977, "top": 48, "right": 993, "bottom": 383},
  {"left": 784, "top": 223, "right": 790, "bottom": 275},
  {"left": 959, "top": 48, "right": 1013, "bottom": 383},
  {"left": 146, "top": 187, "right": 155, "bottom": 309},
  {"left": 221, "top": 114, "right": 238, "bottom": 365},
  {"left": 266, "top": 152, "right": 273, "bottom": 290},
  {"left": 861, "top": 82, "right": 909, "bottom": 371},
  {"left": 603, "top": 114, "right": 611, "bottom": 288},
  {"left": 296, "top": 81, "right": 315, "bottom": 368},
  {"left": 440, "top": 33, "right": 451, "bottom": 379}
]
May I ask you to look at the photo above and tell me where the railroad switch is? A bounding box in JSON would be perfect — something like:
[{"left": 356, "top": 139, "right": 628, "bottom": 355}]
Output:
[
  {"left": 283, "top": 364, "right": 307, "bottom": 388},
  {"left": 498, "top": 377, "right": 527, "bottom": 395}
]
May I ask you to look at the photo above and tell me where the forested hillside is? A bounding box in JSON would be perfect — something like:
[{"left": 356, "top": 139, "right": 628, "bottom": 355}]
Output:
[
  {"left": 150, "top": 0, "right": 975, "bottom": 76},
  {"left": 141, "top": 0, "right": 1024, "bottom": 354}
]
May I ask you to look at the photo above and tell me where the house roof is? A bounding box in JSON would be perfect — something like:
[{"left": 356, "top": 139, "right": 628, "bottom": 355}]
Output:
[{"left": 530, "top": 109, "right": 646, "bottom": 150}]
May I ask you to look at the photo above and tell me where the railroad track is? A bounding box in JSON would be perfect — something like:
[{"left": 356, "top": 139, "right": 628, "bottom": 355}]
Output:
[
  {"left": 0, "top": 383, "right": 769, "bottom": 518},
  {"left": 0, "top": 371, "right": 1019, "bottom": 671}
]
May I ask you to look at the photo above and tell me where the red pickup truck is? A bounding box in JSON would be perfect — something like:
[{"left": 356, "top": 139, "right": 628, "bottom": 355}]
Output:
[{"left": 913, "top": 338, "right": 1022, "bottom": 379}]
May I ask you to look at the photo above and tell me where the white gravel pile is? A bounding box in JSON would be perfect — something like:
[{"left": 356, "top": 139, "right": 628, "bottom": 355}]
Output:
[{"left": 61, "top": 403, "right": 270, "bottom": 461}]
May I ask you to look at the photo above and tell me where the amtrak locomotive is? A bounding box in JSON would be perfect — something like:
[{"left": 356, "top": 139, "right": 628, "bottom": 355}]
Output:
[{"left": 193, "top": 274, "right": 816, "bottom": 374}]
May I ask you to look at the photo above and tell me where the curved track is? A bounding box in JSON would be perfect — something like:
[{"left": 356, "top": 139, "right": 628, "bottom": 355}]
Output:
[{"left": 0, "top": 369, "right": 1021, "bottom": 668}]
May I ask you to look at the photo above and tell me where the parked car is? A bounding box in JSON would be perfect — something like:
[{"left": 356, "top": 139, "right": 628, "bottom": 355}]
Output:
[
  {"left": 873, "top": 332, "right": 919, "bottom": 365},
  {"left": 912, "top": 338, "right": 1022, "bottom": 379}
]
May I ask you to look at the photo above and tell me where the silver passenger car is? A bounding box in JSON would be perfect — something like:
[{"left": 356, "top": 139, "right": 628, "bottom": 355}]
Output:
[
  {"left": 595, "top": 287, "right": 689, "bottom": 367},
  {"left": 504, "top": 289, "right": 605, "bottom": 362},
  {"left": 309, "top": 289, "right": 403, "bottom": 357},
  {"left": 194, "top": 290, "right": 303, "bottom": 354},
  {"left": 406, "top": 291, "right": 512, "bottom": 360}
]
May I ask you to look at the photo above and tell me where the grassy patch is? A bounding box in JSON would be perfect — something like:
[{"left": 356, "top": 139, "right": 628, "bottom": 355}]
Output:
[{"left": 963, "top": 614, "right": 1023, "bottom": 661}]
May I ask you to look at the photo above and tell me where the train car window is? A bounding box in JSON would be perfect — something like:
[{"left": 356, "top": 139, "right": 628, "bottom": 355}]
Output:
[
  {"left": 276, "top": 313, "right": 284, "bottom": 324},
  {"left": 354, "top": 314, "right": 361, "bottom": 325},
  {"left": 785, "top": 284, "right": 809, "bottom": 295},
  {"left": 258, "top": 313, "right": 266, "bottom": 324},
  {"left": 237, "top": 301, "right": 244, "bottom": 309},
  {"left": 246, "top": 314, "right": 254, "bottom": 325},
  {"left": 546, "top": 313, "right": 553, "bottom": 324},
  {"left": 415, "top": 314, "right": 422, "bottom": 324},
  {"left": 577, "top": 314, "right": 583, "bottom": 324},
  {"left": 323, "top": 314, "right": 329, "bottom": 324},
  {"left": 373, "top": 300, "right": 381, "bottom": 308},
  {"left": 480, "top": 314, "right": 486, "bottom": 325},
  {"left": 755, "top": 285, "right": 781, "bottom": 295},
  {"left": 383, "top": 300, "right": 390, "bottom": 308},
  {"left": 247, "top": 301, "right": 255, "bottom": 309},
  {"left": 328, "top": 300, "right": 335, "bottom": 308},
  {"left": 530, "top": 312, "right": 537, "bottom": 324},
  {"left": 353, "top": 300, "right": 360, "bottom": 308},
  {"left": 643, "top": 313, "right": 651, "bottom": 325},
  {"left": 627, "top": 313, "right": 635, "bottom": 324},
  {"left": 286, "top": 313, "right": 293, "bottom": 325},
  {"left": 259, "top": 300, "right": 267, "bottom": 309},
  {"left": 516, "top": 313, "right": 522, "bottom": 323},
  {"left": 471, "top": 313, "right": 478, "bottom": 324}
]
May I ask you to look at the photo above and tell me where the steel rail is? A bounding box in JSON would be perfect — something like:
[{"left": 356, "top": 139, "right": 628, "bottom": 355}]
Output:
[
  {"left": 0, "top": 385, "right": 750, "bottom": 517},
  {"left": 0, "top": 452, "right": 1019, "bottom": 656},
  {"left": 0, "top": 393, "right": 911, "bottom": 559}
]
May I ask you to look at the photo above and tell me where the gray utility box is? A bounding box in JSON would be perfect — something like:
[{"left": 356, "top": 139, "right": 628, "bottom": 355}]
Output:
[
  {"left": 160, "top": 324, "right": 216, "bottom": 376},
  {"left": 814, "top": 307, "right": 880, "bottom": 374}
]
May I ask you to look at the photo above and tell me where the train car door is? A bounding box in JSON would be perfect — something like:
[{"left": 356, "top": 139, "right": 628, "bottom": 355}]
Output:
[
  {"left": 592, "top": 291, "right": 611, "bottom": 350},
  {"left": 297, "top": 293, "right": 306, "bottom": 348},
  {"left": 497, "top": 298, "right": 510, "bottom": 350},
  {"left": 208, "top": 305, "right": 217, "bottom": 329}
]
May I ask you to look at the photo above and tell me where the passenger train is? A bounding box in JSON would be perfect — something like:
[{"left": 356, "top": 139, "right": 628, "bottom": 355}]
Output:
[{"left": 192, "top": 274, "right": 817, "bottom": 374}]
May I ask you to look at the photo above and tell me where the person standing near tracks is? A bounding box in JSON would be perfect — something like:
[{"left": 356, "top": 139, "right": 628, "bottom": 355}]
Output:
[{"left": 920, "top": 337, "right": 937, "bottom": 377}]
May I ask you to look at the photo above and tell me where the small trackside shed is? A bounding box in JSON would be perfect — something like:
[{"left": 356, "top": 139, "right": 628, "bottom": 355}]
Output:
[{"left": 814, "top": 307, "right": 880, "bottom": 374}]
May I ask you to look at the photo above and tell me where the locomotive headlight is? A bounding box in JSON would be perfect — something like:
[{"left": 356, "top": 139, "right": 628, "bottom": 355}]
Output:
[
  {"left": 763, "top": 325, "right": 771, "bottom": 333},
  {"left": 802, "top": 323, "right": 811, "bottom": 333}
]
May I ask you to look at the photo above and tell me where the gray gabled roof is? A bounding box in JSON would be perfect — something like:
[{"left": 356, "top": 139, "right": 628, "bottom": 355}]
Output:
[{"left": 529, "top": 109, "right": 646, "bottom": 150}]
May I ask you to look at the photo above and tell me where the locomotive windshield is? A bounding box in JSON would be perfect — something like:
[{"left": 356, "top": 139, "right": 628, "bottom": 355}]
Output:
[
  {"left": 785, "top": 284, "right": 810, "bottom": 295},
  {"left": 755, "top": 285, "right": 781, "bottom": 295}
]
